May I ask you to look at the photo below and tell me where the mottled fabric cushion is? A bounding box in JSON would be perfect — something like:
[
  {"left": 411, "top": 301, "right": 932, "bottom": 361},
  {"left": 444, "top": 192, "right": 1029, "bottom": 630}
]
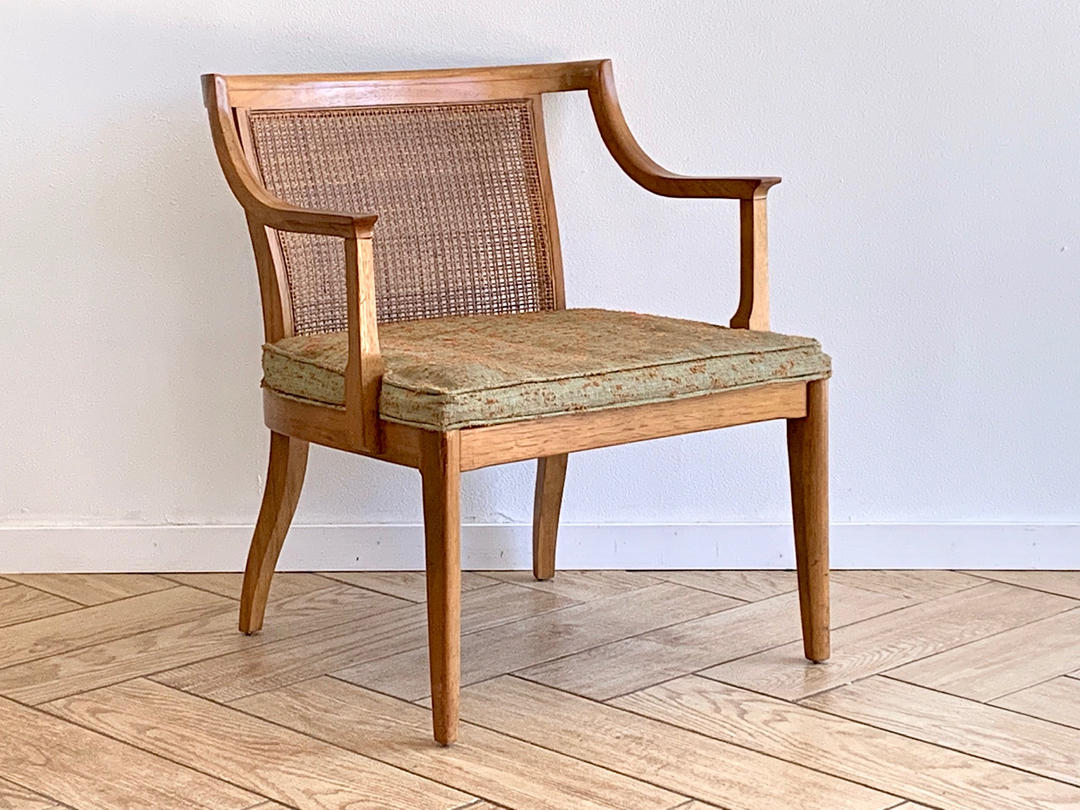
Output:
[{"left": 262, "top": 309, "right": 831, "bottom": 430}]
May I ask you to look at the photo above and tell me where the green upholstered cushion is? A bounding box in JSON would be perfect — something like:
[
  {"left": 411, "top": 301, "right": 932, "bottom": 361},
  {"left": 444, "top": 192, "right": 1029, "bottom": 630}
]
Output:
[{"left": 262, "top": 308, "right": 831, "bottom": 430}]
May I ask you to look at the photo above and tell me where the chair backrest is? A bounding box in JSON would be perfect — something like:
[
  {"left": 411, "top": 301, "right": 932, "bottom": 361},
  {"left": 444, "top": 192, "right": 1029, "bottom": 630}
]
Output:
[{"left": 208, "top": 63, "right": 602, "bottom": 336}]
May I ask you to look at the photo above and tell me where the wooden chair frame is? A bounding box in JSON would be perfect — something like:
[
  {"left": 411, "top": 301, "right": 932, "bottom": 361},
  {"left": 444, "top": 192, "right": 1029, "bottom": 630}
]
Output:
[{"left": 202, "top": 59, "right": 829, "bottom": 745}]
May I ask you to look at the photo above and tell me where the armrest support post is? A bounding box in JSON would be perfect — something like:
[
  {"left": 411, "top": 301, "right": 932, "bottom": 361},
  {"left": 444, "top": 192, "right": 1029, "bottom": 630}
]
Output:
[
  {"left": 204, "top": 73, "right": 384, "bottom": 453},
  {"left": 584, "top": 60, "right": 775, "bottom": 329},
  {"left": 731, "top": 196, "right": 770, "bottom": 330},
  {"left": 344, "top": 230, "right": 384, "bottom": 453}
]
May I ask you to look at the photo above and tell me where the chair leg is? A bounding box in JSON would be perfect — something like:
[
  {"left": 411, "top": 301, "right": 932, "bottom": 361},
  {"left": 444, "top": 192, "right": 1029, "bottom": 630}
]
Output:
[
  {"left": 786, "top": 379, "right": 830, "bottom": 663},
  {"left": 420, "top": 431, "right": 462, "bottom": 745},
  {"left": 532, "top": 453, "right": 568, "bottom": 581},
  {"left": 239, "top": 431, "right": 309, "bottom": 635}
]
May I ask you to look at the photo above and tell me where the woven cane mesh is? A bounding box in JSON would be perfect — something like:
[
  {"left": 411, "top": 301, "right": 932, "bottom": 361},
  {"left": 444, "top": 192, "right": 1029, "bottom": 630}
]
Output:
[{"left": 247, "top": 100, "right": 557, "bottom": 334}]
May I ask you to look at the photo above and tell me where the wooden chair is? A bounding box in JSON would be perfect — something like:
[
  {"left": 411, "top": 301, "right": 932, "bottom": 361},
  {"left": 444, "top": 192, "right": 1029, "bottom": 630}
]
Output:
[{"left": 202, "top": 59, "right": 831, "bottom": 745}]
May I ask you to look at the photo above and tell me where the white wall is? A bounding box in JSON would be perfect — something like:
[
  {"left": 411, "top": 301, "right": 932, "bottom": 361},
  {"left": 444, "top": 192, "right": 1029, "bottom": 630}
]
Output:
[{"left": 2, "top": 1, "right": 1078, "bottom": 569}]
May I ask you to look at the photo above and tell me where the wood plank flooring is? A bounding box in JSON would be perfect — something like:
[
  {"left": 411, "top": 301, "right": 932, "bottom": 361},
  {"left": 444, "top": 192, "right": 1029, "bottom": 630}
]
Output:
[{"left": 0, "top": 569, "right": 1077, "bottom": 808}]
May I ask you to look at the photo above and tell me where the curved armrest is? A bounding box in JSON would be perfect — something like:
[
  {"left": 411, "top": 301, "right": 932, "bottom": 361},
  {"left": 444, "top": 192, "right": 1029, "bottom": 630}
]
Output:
[
  {"left": 585, "top": 61, "right": 774, "bottom": 329},
  {"left": 202, "top": 75, "right": 378, "bottom": 238},
  {"left": 587, "top": 61, "right": 780, "bottom": 200},
  {"left": 203, "top": 73, "right": 382, "bottom": 451}
]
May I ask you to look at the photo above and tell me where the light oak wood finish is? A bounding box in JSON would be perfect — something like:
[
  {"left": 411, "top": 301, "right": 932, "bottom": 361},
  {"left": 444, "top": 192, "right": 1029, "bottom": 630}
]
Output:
[
  {"left": 647, "top": 569, "right": 797, "bottom": 601},
  {"left": 613, "top": 675, "right": 1080, "bottom": 809},
  {"left": 457, "top": 383, "right": 806, "bottom": 470},
  {"left": 239, "top": 431, "right": 309, "bottom": 634},
  {"left": 0, "top": 585, "right": 79, "bottom": 627},
  {"left": 332, "top": 582, "right": 737, "bottom": 701},
  {"left": 0, "top": 778, "right": 62, "bottom": 810},
  {"left": 802, "top": 675, "right": 1080, "bottom": 787},
  {"left": 45, "top": 679, "right": 473, "bottom": 809},
  {"left": 963, "top": 569, "right": 1080, "bottom": 599},
  {"left": 531, "top": 454, "right": 567, "bottom": 580},
  {"left": 886, "top": 606, "right": 1080, "bottom": 701},
  {"left": 787, "top": 378, "right": 829, "bottom": 662},
  {"left": 0, "top": 586, "right": 230, "bottom": 669},
  {"left": 0, "top": 695, "right": 258, "bottom": 809},
  {"left": 420, "top": 430, "right": 464, "bottom": 744},
  {"left": 990, "top": 675, "right": 1080, "bottom": 728},
  {"left": 700, "top": 581, "right": 1075, "bottom": 700},
  {"left": 4, "top": 572, "right": 173, "bottom": 605},
  {"left": 320, "top": 570, "right": 497, "bottom": 602},
  {"left": 518, "top": 582, "right": 909, "bottom": 700},
  {"left": 831, "top": 568, "right": 984, "bottom": 601},
  {"left": 153, "top": 581, "right": 575, "bottom": 703},
  {"left": 455, "top": 676, "right": 894, "bottom": 810},
  {"left": 163, "top": 571, "right": 335, "bottom": 600},
  {"left": 235, "top": 676, "right": 684, "bottom": 809},
  {"left": 480, "top": 568, "right": 662, "bottom": 602},
  {"left": 0, "top": 584, "right": 404, "bottom": 705},
  {"left": 204, "top": 59, "right": 824, "bottom": 741},
  {"left": 0, "top": 570, "right": 1077, "bottom": 805}
]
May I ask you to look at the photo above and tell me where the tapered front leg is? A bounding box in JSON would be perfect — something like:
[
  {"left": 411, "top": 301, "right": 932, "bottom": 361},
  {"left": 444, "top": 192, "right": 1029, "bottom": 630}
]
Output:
[
  {"left": 419, "top": 430, "right": 462, "bottom": 745},
  {"left": 240, "top": 431, "right": 309, "bottom": 634},
  {"left": 786, "top": 379, "right": 830, "bottom": 662},
  {"left": 532, "top": 454, "right": 568, "bottom": 581}
]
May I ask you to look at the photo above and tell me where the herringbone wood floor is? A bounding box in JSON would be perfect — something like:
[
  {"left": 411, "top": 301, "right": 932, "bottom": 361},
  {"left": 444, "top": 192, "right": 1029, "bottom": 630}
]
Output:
[{"left": 1, "top": 570, "right": 1079, "bottom": 809}]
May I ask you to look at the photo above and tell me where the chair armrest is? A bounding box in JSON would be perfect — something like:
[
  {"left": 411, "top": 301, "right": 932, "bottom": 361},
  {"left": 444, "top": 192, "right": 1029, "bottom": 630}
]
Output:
[
  {"left": 586, "top": 60, "right": 774, "bottom": 329},
  {"left": 203, "top": 75, "right": 378, "bottom": 238},
  {"left": 203, "top": 74, "right": 383, "bottom": 450},
  {"left": 586, "top": 61, "right": 780, "bottom": 200}
]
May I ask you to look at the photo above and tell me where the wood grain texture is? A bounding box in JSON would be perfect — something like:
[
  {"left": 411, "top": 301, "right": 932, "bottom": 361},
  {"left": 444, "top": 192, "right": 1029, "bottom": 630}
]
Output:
[
  {"left": 0, "top": 584, "right": 405, "bottom": 705},
  {"left": 962, "top": 570, "right": 1080, "bottom": 599},
  {"left": 333, "top": 582, "right": 738, "bottom": 701},
  {"left": 700, "top": 581, "right": 1075, "bottom": 700},
  {"left": 419, "top": 429, "right": 463, "bottom": 744},
  {"left": 531, "top": 454, "right": 568, "bottom": 580},
  {"left": 457, "top": 383, "right": 806, "bottom": 470},
  {"left": 990, "top": 676, "right": 1080, "bottom": 728},
  {"left": 0, "top": 585, "right": 79, "bottom": 627},
  {"left": 2, "top": 569, "right": 1080, "bottom": 804},
  {"left": 613, "top": 676, "right": 1080, "bottom": 809},
  {"left": 152, "top": 582, "right": 575, "bottom": 703},
  {"left": 479, "top": 569, "right": 662, "bottom": 602},
  {"left": 731, "top": 195, "right": 770, "bottom": 329},
  {"left": 518, "top": 582, "right": 908, "bottom": 700},
  {"left": 786, "top": 378, "right": 829, "bottom": 661},
  {"left": 4, "top": 573, "right": 173, "bottom": 605},
  {"left": 0, "top": 695, "right": 258, "bottom": 809},
  {"left": 886, "top": 607, "right": 1080, "bottom": 700},
  {"left": 831, "top": 569, "right": 984, "bottom": 601},
  {"left": 319, "top": 570, "right": 496, "bottom": 602},
  {"left": 0, "top": 778, "right": 62, "bottom": 810},
  {"left": 0, "top": 586, "right": 230, "bottom": 669},
  {"left": 805, "top": 676, "right": 1080, "bottom": 786},
  {"left": 240, "top": 431, "right": 309, "bottom": 633},
  {"left": 44, "top": 679, "right": 472, "bottom": 809},
  {"left": 647, "top": 569, "right": 796, "bottom": 601},
  {"left": 454, "top": 676, "right": 894, "bottom": 810},
  {"left": 234, "top": 676, "right": 683, "bottom": 809},
  {"left": 162, "top": 571, "right": 334, "bottom": 600}
]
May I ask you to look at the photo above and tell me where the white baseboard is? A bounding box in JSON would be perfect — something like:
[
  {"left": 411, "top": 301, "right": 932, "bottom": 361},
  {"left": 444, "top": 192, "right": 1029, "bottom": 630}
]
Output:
[{"left": 0, "top": 523, "right": 1077, "bottom": 572}]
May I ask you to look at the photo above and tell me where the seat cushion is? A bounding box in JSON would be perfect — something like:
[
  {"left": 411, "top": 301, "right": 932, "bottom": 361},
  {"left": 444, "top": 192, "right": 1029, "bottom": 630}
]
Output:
[{"left": 262, "top": 308, "right": 831, "bottom": 430}]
